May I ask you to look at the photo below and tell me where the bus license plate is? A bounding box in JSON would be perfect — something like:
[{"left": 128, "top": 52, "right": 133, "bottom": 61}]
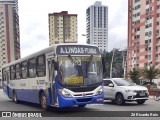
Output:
[{"left": 139, "top": 92, "right": 145, "bottom": 96}]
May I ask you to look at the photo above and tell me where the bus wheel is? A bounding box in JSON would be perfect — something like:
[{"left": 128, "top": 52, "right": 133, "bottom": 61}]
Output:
[
  {"left": 13, "top": 91, "right": 18, "bottom": 103},
  {"left": 40, "top": 93, "right": 48, "bottom": 111}
]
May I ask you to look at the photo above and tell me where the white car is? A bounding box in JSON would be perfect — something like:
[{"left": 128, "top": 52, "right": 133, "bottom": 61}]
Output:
[{"left": 103, "top": 78, "right": 149, "bottom": 105}]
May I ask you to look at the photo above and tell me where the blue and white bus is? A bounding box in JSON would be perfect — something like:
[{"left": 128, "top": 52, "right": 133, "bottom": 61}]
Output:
[{"left": 2, "top": 43, "right": 104, "bottom": 110}]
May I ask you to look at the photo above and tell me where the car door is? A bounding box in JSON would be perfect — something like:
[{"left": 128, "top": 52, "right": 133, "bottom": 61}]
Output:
[{"left": 103, "top": 80, "right": 115, "bottom": 99}]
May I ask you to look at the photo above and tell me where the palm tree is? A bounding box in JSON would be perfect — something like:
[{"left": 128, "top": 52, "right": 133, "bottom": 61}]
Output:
[
  {"left": 129, "top": 68, "right": 141, "bottom": 84},
  {"left": 142, "top": 65, "right": 160, "bottom": 83}
]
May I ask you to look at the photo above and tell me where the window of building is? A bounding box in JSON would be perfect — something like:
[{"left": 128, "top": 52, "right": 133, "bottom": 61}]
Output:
[
  {"left": 156, "top": 46, "right": 159, "bottom": 51},
  {"left": 145, "top": 40, "right": 148, "bottom": 44},
  {"left": 157, "top": 30, "right": 159, "bottom": 34},
  {"left": 146, "top": 1, "right": 149, "bottom": 5},
  {"left": 148, "top": 47, "right": 151, "bottom": 51},
  {"left": 145, "top": 55, "right": 148, "bottom": 59},
  {"left": 149, "top": 23, "right": 152, "bottom": 27}
]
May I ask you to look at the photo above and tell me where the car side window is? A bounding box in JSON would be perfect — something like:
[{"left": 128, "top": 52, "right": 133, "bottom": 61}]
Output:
[{"left": 104, "top": 80, "right": 113, "bottom": 86}]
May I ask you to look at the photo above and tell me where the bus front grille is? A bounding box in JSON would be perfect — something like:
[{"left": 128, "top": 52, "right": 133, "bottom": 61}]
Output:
[{"left": 74, "top": 93, "right": 93, "bottom": 97}]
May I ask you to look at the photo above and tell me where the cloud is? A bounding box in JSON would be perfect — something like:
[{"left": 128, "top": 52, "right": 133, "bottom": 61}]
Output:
[
  {"left": 109, "top": 26, "right": 127, "bottom": 51},
  {"left": 19, "top": 0, "right": 128, "bottom": 57},
  {"left": 107, "top": 0, "right": 128, "bottom": 51}
]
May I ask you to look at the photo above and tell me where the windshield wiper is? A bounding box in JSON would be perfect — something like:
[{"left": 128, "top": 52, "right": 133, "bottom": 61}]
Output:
[{"left": 68, "top": 55, "right": 83, "bottom": 76}]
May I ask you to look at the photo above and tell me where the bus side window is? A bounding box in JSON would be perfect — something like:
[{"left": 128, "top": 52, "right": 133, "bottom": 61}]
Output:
[
  {"left": 21, "top": 61, "right": 28, "bottom": 79},
  {"left": 10, "top": 65, "right": 15, "bottom": 80},
  {"left": 37, "top": 55, "right": 46, "bottom": 77},
  {"left": 6, "top": 70, "right": 10, "bottom": 84},
  {"left": 48, "top": 60, "right": 55, "bottom": 82},
  {"left": 15, "top": 63, "right": 21, "bottom": 79},
  {"left": 28, "top": 58, "right": 36, "bottom": 78},
  {"left": 2, "top": 69, "right": 6, "bottom": 82}
]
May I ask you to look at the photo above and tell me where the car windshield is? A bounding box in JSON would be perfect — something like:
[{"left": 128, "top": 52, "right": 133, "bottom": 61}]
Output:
[
  {"left": 113, "top": 79, "right": 135, "bottom": 86},
  {"left": 58, "top": 56, "right": 103, "bottom": 86}
]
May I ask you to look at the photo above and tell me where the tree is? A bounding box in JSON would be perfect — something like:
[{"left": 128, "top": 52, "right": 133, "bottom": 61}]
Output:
[
  {"left": 102, "top": 51, "right": 112, "bottom": 78},
  {"left": 102, "top": 49, "right": 126, "bottom": 78},
  {"left": 142, "top": 65, "right": 160, "bottom": 83},
  {"left": 129, "top": 68, "right": 141, "bottom": 84}
]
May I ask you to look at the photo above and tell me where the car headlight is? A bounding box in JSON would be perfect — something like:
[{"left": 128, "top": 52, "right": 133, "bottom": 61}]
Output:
[
  {"left": 58, "top": 89, "right": 72, "bottom": 98},
  {"left": 126, "top": 89, "right": 135, "bottom": 92},
  {"left": 95, "top": 86, "right": 103, "bottom": 95}
]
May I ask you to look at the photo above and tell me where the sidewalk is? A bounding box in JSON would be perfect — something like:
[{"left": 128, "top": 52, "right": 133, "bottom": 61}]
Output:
[{"left": 149, "top": 96, "right": 155, "bottom": 100}]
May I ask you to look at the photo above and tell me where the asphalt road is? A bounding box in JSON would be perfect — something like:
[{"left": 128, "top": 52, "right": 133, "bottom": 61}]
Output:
[{"left": 0, "top": 89, "right": 160, "bottom": 120}]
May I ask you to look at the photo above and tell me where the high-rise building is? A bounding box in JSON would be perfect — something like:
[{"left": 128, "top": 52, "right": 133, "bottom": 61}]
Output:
[
  {"left": 49, "top": 11, "right": 77, "bottom": 45},
  {"left": 0, "top": 0, "right": 20, "bottom": 84},
  {"left": 127, "top": 0, "right": 160, "bottom": 73},
  {"left": 86, "top": 1, "right": 108, "bottom": 53}
]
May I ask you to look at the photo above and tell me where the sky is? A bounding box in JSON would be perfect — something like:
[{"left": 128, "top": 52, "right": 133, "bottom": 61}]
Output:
[{"left": 18, "top": 0, "right": 128, "bottom": 58}]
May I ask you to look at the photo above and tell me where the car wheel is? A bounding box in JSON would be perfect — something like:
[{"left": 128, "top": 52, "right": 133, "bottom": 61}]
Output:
[
  {"left": 137, "top": 100, "right": 146, "bottom": 104},
  {"left": 40, "top": 93, "right": 48, "bottom": 111},
  {"left": 115, "top": 93, "right": 125, "bottom": 105}
]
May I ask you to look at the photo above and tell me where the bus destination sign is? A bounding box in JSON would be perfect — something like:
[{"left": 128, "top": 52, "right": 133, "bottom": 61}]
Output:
[{"left": 56, "top": 45, "right": 100, "bottom": 55}]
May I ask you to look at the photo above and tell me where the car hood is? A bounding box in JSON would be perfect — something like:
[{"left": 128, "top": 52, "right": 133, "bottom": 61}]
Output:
[{"left": 119, "top": 85, "right": 148, "bottom": 91}]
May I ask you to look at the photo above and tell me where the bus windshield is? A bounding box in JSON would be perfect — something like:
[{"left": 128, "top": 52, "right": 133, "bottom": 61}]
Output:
[{"left": 58, "top": 56, "right": 102, "bottom": 86}]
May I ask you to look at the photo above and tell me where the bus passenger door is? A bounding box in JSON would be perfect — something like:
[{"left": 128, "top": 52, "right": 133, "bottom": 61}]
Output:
[{"left": 48, "top": 59, "right": 57, "bottom": 106}]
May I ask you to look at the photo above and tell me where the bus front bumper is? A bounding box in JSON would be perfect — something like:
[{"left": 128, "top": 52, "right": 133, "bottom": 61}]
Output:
[{"left": 58, "top": 93, "right": 104, "bottom": 108}]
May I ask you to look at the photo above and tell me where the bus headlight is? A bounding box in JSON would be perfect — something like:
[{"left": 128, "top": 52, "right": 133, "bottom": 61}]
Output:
[
  {"left": 95, "top": 86, "right": 103, "bottom": 95},
  {"left": 58, "top": 89, "right": 73, "bottom": 98}
]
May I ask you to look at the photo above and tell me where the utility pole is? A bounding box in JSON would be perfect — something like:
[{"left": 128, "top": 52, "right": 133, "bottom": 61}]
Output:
[{"left": 110, "top": 49, "right": 115, "bottom": 78}]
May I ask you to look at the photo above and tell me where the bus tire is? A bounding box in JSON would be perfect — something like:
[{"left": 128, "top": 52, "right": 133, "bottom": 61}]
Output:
[
  {"left": 40, "top": 92, "right": 48, "bottom": 111},
  {"left": 13, "top": 91, "right": 18, "bottom": 103}
]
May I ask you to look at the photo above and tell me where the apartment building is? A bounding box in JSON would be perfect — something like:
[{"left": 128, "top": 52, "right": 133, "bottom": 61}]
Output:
[
  {"left": 86, "top": 1, "right": 108, "bottom": 53},
  {"left": 0, "top": 0, "right": 20, "bottom": 84},
  {"left": 127, "top": 0, "right": 160, "bottom": 73},
  {"left": 49, "top": 11, "right": 77, "bottom": 45}
]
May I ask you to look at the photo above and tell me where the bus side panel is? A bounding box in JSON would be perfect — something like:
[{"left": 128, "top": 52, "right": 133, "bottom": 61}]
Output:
[
  {"left": 26, "top": 89, "right": 40, "bottom": 103},
  {"left": 8, "top": 87, "right": 13, "bottom": 99},
  {"left": 2, "top": 83, "right": 13, "bottom": 99},
  {"left": 2, "top": 82, "right": 9, "bottom": 97},
  {"left": 15, "top": 89, "right": 41, "bottom": 104}
]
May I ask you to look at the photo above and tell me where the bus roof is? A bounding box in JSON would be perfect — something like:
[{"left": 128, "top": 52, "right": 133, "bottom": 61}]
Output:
[{"left": 2, "top": 43, "right": 99, "bottom": 68}]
